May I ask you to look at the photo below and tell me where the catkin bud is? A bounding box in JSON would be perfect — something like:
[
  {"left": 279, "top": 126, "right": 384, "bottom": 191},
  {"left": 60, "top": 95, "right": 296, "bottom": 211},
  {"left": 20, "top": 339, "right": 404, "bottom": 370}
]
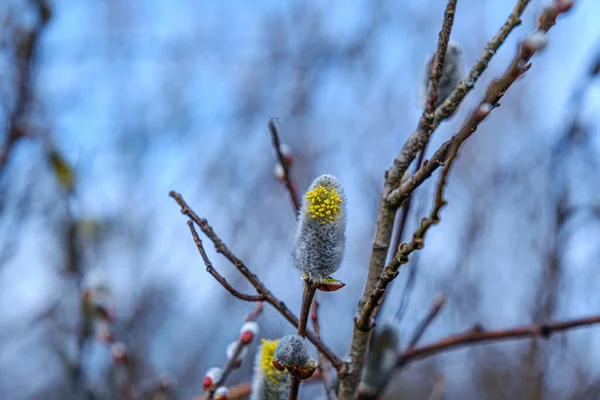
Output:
[
  {"left": 111, "top": 342, "right": 128, "bottom": 365},
  {"left": 359, "top": 322, "right": 400, "bottom": 396},
  {"left": 214, "top": 386, "right": 229, "bottom": 400},
  {"left": 203, "top": 367, "right": 223, "bottom": 390},
  {"left": 226, "top": 341, "right": 247, "bottom": 368},
  {"left": 250, "top": 339, "right": 290, "bottom": 400},
  {"left": 273, "top": 335, "right": 317, "bottom": 380},
  {"left": 419, "top": 41, "right": 464, "bottom": 109},
  {"left": 240, "top": 321, "right": 259, "bottom": 344},
  {"left": 293, "top": 175, "right": 347, "bottom": 285}
]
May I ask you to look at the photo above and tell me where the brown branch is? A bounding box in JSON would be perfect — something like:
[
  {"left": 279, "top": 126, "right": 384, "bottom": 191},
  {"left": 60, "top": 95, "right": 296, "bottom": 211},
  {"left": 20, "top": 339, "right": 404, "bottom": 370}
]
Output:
[
  {"left": 361, "top": 0, "right": 574, "bottom": 328},
  {"left": 289, "top": 281, "right": 317, "bottom": 400},
  {"left": 398, "top": 314, "right": 600, "bottom": 365},
  {"left": 344, "top": 3, "right": 573, "bottom": 397},
  {"left": 170, "top": 191, "right": 344, "bottom": 372},
  {"left": 268, "top": 118, "right": 301, "bottom": 213},
  {"left": 311, "top": 300, "right": 335, "bottom": 400},
  {"left": 187, "top": 221, "right": 264, "bottom": 302},
  {"left": 193, "top": 382, "right": 251, "bottom": 400},
  {"left": 338, "top": 2, "right": 459, "bottom": 397},
  {"left": 406, "top": 295, "right": 447, "bottom": 352},
  {"left": 192, "top": 370, "right": 325, "bottom": 400},
  {"left": 0, "top": 0, "right": 51, "bottom": 176},
  {"left": 205, "top": 303, "right": 264, "bottom": 400}
]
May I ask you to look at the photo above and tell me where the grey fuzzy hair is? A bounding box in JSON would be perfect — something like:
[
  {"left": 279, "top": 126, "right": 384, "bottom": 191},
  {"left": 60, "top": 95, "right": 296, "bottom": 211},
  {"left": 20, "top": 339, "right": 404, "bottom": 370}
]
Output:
[
  {"left": 360, "top": 322, "right": 400, "bottom": 394},
  {"left": 419, "top": 41, "right": 464, "bottom": 109},
  {"left": 250, "top": 341, "right": 289, "bottom": 400},
  {"left": 293, "top": 174, "right": 347, "bottom": 281},
  {"left": 273, "top": 335, "right": 311, "bottom": 367}
]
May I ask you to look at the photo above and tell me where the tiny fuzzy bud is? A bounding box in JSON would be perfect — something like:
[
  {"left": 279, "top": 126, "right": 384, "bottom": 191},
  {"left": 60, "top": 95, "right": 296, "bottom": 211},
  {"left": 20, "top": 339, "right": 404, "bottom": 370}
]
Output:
[
  {"left": 94, "top": 320, "right": 114, "bottom": 345},
  {"left": 94, "top": 301, "right": 115, "bottom": 323},
  {"left": 111, "top": 342, "right": 128, "bottom": 365},
  {"left": 273, "top": 335, "right": 317, "bottom": 380},
  {"left": 203, "top": 367, "right": 223, "bottom": 390},
  {"left": 226, "top": 341, "right": 248, "bottom": 364},
  {"left": 240, "top": 321, "right": 259, "bottom": 344},
  {"left": 279, "top": 143, "right": 294, "bottom": 167},
  {"left": 250, "top": 339, "right": 289, "bottom": 400},
  {"left": 419, "top": 41, "right": 465, "bottom": 109},
  {"left": 556, "top": 0, "right": 574, "bottom": 13},
  {"left": 274, "top": 163, "right": 286, "bottom": 181},
  {"left": 214, "top": 387, "right": 229, "bottom": 400},
  {"left": 293, "top": 175, "right": 346, "bottom": 283},
  {"left": 524, "top": 32, "right": 548, "bottom": 52}
]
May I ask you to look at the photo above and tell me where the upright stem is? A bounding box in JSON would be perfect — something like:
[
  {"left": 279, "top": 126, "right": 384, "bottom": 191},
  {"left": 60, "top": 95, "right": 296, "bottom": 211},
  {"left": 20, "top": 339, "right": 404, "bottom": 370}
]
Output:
[{"left": 289, "top": 281, "right": 317, "bottom": 400}]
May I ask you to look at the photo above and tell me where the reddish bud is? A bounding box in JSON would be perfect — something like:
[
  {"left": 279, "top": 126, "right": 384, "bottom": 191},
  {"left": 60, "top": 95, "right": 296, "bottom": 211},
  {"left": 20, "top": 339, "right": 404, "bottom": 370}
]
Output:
[
  {"left": 215, "top": 387, "right": 229, "bottom": 400},
  {"left": 239, "top": 321, "right": 259, "bottom": 344},
  {"left": 556, "top": 0, "right": 574, "bottom": 13},
  {"left": 272, "top": 359, "right": 286, "bottom": 371},
  {"left": 279, "top": 143, "right": 294, "bottom": 167},
  {"left": 274, "top": 163, "right": 285, "bottom": 181},
  {"left": 203, "top": 367, "right": 223, "bottom": 390},
  {"left": 111, "top": 343, "right": 127, "bottom": 365}
]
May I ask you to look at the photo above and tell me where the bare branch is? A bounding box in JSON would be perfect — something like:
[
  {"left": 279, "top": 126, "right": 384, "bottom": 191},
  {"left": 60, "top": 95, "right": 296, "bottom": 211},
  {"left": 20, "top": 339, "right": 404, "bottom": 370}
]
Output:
[
  {"left": 398, "top": 314, "right": 600, "bottom": 365},
  {"left": 170, "top": 191, "right": 344, "bottom": 372},
  {"left": 205, "top": 303, "right": 264, "bottom": 400},
  {"left": 406, "top": 295, "right": 447, "bottom": 352},
  {"left": 187, "top": 221, "right": 264, "bottom": 302},
  {"left": 343, "top": 2, "right": 573, "bottom": 397},
  {"left": 269, "top": 118, "right": 301, "bottom": 213},
  {"left": 289, "top": 281, "right": 318, "bottom": 400},
  {"left": 311, "top": 300, "right": 335, "bottom": 400},
  {"left": 339, "top": 2, "right": 459, "bottom": 397},
  {"left": 0, "top": 0, "right": 51, "bottom": 175}
]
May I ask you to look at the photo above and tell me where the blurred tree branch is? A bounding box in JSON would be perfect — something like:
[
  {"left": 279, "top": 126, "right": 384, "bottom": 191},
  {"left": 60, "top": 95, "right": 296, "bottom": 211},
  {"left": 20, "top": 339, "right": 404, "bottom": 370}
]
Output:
[
  {"left": 398, "top": 313, "right": 600, "bottom": 365},
  {"left": 0, "top": 0, "right": 51, "bottom": 176}
]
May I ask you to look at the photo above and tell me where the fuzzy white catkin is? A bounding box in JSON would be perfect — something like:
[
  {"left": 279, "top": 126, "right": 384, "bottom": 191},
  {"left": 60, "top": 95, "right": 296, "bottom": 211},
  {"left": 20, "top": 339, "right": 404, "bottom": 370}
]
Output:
[
  {"left": 250, "top": 340, "right": 289, "bottom": 400},
  {"left": 293, "top": 175, "right": 346, "bottom": 281},
  {"left": 360, "top": 322, "right": 400, "bottom": 395},
  {"left": 419, "top": 41, "right": 464, "bottom": 109},
  {"left": 273, "top": 335, "right": 311, "bottom": 368}
]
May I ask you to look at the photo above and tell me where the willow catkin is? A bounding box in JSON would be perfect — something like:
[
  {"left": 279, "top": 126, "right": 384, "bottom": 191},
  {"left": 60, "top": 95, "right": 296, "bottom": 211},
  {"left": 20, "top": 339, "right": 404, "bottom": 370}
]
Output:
[
  {"left": 293, "top": 175, "right": 347, "bottom": 283},
  {"left": 419, "top": 41, "right": 464, "bottom": 109},
  {"left": 273, "top": 335, "right": 317, "bottom": 379},
  {"left": 250, "top": 339, "right": 290, "bottom": 400}
]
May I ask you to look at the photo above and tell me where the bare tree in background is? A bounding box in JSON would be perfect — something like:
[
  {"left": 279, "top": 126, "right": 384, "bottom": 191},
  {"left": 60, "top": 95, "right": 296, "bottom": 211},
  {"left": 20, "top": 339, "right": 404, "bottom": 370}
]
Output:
[{"left": 2, "top": 0, "right": 600, "bottom": 399}]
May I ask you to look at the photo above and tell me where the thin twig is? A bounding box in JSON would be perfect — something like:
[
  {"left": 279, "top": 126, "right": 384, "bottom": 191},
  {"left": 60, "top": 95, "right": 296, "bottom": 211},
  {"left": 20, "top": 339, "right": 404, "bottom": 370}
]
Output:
[
  {"left": 398, "top": 314, "right": 600, "bottom": 365},
  {"left": 0, "top": 0, "right": 51, "bottom": 176},
  {"left": 311, "top": 300, "right": 335, "bottom": 400},
  {"left": 358, "top": 0, "right": 574, "bottom": 331},
  {"left": 289, "top": 281, "right": 318, "bottom": 400},
  {"left": 188, "top": 221, "right": 263, "bottom": 302},
  {"left": 406, "top": 295, "right": 447, "bottom": 352},
  {"left": 205, "top": 302, "right": 264, "bottom": 400},
  {"left": 377, "top": 140, "right": 431, "bottom": 321},
  {"left": 344, "top": 4, "right": 574, "bottom": 397},
  {"left": 268, "top": 118, "right": 301, "bottom": 213},
  {"left": 170, "top": 191, "right": 344, "bottom": 372},
  {"left": 339, "top": 2, "right": 459, "bottom": 397}
]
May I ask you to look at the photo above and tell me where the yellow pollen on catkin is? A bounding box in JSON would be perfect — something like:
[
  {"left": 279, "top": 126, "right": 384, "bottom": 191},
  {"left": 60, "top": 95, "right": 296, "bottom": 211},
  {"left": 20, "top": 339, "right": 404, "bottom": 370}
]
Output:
[
  {"left": 305, "top": 186, "right": 343, "bottom": 224},
  {"left": 260, "top": 339, "right": 285, "bottom": 383}
]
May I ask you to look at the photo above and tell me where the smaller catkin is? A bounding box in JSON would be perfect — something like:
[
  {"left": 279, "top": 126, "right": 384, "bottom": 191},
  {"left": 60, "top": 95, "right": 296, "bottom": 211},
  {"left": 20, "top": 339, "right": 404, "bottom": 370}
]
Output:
[
  {"left": 419, "top": 41, "right": 464, "bottom": 109},
  {"left": 359, "top": 322, "right": 400, "bottom": 396},
  {"left": 293, "top": 175, "right": 347, "bottom": 282},
  {"left": 250, "top": 339, "right": 289, "bottom": 400},
  {"left": 274, "top": 335, "right": 317, "bottom": 379}
]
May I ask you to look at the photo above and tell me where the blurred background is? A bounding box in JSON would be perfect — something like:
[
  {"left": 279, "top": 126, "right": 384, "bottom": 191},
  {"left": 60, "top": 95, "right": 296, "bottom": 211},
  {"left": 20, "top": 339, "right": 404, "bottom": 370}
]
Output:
[{"left": 1, "top": 0, "right": 600, "bottom": 399}]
